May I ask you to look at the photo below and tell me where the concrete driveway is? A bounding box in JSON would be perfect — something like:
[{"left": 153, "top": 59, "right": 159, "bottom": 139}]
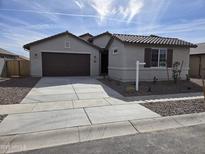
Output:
[
  {"left": 0, "top": 77, "right": 161, "bottom": 153},
  {"left": 22, "top": 77, "right": 122, "bottom": 103}
]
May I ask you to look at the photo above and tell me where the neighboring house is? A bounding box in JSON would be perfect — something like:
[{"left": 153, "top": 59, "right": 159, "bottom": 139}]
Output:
[
  {"left": 190, "top": 43, "right": 205, "bottom": 78},
  {"left": 24, "top": 31, "right": 197, "bottom": 82},
  {"left": 17, "top": 55, "right": 30, "bottom": 61},
  {"left": 0, "top": 48, "right": 19, "bottom": 76},
  {"left": 0, "top": 48, "right": 30, "bottom": 77},
  {"left": 0, "top": 48, "right": 19, "bottom": 59},
  {"left": 0, "top": 48, "right": 29, "bottom": 60}
]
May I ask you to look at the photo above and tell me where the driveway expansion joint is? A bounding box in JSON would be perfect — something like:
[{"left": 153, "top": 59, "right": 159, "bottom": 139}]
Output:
[
  {"left": 103, "top": 98, "right": 112, "bottom": 105},
  {"left": 128, "top": 120, "right": 140, "bottom": 133},
  {"left": 171, "top": 117, "right": 185, "bottom": 127},
  {"left": 83, "top": 108, "right": 93, "bottom": 125},
  {"left": 72, "top": 84, "right": 79, "bottom": 100}
]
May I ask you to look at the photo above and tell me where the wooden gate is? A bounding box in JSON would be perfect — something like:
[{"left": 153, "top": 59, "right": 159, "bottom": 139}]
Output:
[{"left": 6, "top": 60, "right": 30, "bottom": 77}]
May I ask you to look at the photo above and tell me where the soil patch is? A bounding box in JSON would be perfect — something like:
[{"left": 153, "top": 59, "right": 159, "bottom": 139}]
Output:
[{"left": 99, "top": 78, "right": 202, "bottom": 97}]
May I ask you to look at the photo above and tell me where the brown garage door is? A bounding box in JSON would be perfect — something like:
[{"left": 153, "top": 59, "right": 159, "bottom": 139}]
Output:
[{"left": 42, "top": 52, "right": 90, "bottom": 76}]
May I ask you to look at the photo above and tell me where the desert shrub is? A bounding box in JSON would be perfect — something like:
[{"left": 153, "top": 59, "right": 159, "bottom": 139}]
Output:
[
  {"left": 153, "top": 76, "right": 158, "bottom": 84},
  {"left": 172, "top": 61, "right": 181, "bottom": 83},
  {"left": 186, "top": 74, "right": 190, "bottom": 81},
  {"left": 126, "top": 85, "right": 135, "bottom": 93}
]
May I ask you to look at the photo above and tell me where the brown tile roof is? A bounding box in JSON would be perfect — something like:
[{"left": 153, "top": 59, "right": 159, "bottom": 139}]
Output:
[{"left": 113, "top": 34, "right": 197, "bottom": 48}]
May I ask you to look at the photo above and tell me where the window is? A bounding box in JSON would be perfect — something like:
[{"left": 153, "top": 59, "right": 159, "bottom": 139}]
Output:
[
  {"left": 112, "top": 48, "right": 119, "bottom": 54},
  {"left": 65, "top": 40, "right": 70, "bottom": 48},
  {"left": 159, "top": 49, "right": 167, "bottom": 67},
  {"left": 151, "top": 49, "right": 158, "bottom": 67},
  {"left": 151, "top": 48, "right": 167, "bottom": 67}
]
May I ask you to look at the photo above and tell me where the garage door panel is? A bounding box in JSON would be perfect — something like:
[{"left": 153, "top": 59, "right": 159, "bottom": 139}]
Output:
[{"left": 42, "top": 52, "right": 90, "bottom": 76}]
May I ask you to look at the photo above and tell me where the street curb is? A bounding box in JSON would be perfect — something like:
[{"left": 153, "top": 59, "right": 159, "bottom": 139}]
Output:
[
  {"left": 126, "top": 92, "right": 203, "bottom": 103},
  {"left": 1, "top": 112, "right": 205, "bottom": 153}
]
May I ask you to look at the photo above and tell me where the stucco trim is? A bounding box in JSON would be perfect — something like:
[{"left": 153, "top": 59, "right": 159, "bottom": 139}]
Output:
[{"left": 41, "top": 49, "right": 91, "bottom": 54}]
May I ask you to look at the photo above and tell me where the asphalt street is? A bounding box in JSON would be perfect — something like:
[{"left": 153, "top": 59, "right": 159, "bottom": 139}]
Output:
[{"left": 15, "top": 124, "right": 205, "bottom": 154}]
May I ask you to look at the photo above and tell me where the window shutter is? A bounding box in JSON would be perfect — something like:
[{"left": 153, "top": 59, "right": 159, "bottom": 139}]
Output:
[
  {"left": 167, "top": 49, "right": 173, "bottom": 67},
  {"left": 144, "top": 48, "right": 151, "bottom": 67}
]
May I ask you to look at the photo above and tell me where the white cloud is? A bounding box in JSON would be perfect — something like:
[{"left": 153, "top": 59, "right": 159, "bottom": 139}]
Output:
[
  {"left": 0, "top": 8, "right": 141, "bottom": 24},
  {"left": 2, "top": 0, "right": 145, "bottom": 24},
  {"left": 88, "top": 0, "right": 114, "bottom": 23},
  {"left": 119, "top": 0, "right": 144, "bottom": 23},
  {"left": 0, "top": 17, "right": 47, "bottom": 56},
  {"left": 12, "top": 0, "right": 60, "bottom": 22},
  {"left": 152, "top": 19, "right": 205, "bottom": 34},
  {"left": 74, "top": 0, "right": 84, "bottom": 9},
  {"left": 87, "top": 0, "right": 144, "bottom": 23},
  {"left": 72, "top": 0, "right": 144, "bottom": 24}
]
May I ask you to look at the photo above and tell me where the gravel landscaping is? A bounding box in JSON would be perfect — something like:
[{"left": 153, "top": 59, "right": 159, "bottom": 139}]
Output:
[
  {"left": 0, "top": 115, "right": 7, "bottom": 123},
  {"left": 141, "top": 99, "right": 205, "bottom": 116},
  {"left": 99, "top": 78, "right": 202, "bottom": 97},
  {"left": 0, "top": 77, "right": 40, "bottom": 105}
]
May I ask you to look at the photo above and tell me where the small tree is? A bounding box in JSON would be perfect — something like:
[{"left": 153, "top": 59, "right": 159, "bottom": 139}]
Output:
[{"left": 172, "top": 61, "right": 181, "bottom": 83}]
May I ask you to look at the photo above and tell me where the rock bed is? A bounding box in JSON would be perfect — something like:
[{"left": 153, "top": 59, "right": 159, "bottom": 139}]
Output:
[
  {"left": 0, "top": 77, "right": 40, "bottom": 105},
  {"left": 141, "top": 99, "right": 205, "bottom": 116}
]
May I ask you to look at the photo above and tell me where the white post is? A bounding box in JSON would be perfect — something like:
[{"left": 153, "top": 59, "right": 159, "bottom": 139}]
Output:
[
  {"left": 136, "top": 61, "right": 146, "bottom": 91},
  {"left": 136, "top": 61, "right": 139, "bottom": 91}
]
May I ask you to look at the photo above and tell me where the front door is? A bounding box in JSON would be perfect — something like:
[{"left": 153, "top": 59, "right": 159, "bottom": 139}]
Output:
[{"left": 101, "top": 50, "right": 108, "bottom": 75}]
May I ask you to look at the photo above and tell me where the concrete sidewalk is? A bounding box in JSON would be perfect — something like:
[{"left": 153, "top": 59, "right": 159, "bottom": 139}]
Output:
[
  {"left": 0, "top": 103, "right": 160, "bottom": 136},
  {"left": 1, "top": 112, "right": 205, "bottom": 153}
]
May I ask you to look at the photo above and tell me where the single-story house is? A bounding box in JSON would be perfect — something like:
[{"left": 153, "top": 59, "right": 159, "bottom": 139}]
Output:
[
  {"left": 23, "top": 31, "right": 197, "bottom": 82},
  {"left": 0, "top": 48, "right": 29, "bottom": 60},
  {"left": 0, "top": 48, "right": 29, "bottom": 76},
  {"left": 0, "top": 48, "right": 20, "bottom": 59},
  {"left": 190, "top": 43, "right": 205, "bottom": 78},
  {"left": 0, "top": 48, "right": 19, "bottom": 76}
]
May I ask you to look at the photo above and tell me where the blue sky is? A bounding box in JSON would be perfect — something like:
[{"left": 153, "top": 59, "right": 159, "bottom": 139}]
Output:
[{"left": 0, "top": 0, "right": 205, "bottom": 57}]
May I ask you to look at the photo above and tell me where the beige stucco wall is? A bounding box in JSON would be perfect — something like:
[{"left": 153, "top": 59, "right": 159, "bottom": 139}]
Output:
[
  {"left": 29, "top": 34, "right": 100, "bottom": 77},
  {"left": 108, "top": 39, "right": 128, "bottom": 80},
  {"left": 92, "top": 34, "right": 111, "bottom": 48},
  {"left": 108, "top": 39, "right": 190, "bottom": 82}
]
